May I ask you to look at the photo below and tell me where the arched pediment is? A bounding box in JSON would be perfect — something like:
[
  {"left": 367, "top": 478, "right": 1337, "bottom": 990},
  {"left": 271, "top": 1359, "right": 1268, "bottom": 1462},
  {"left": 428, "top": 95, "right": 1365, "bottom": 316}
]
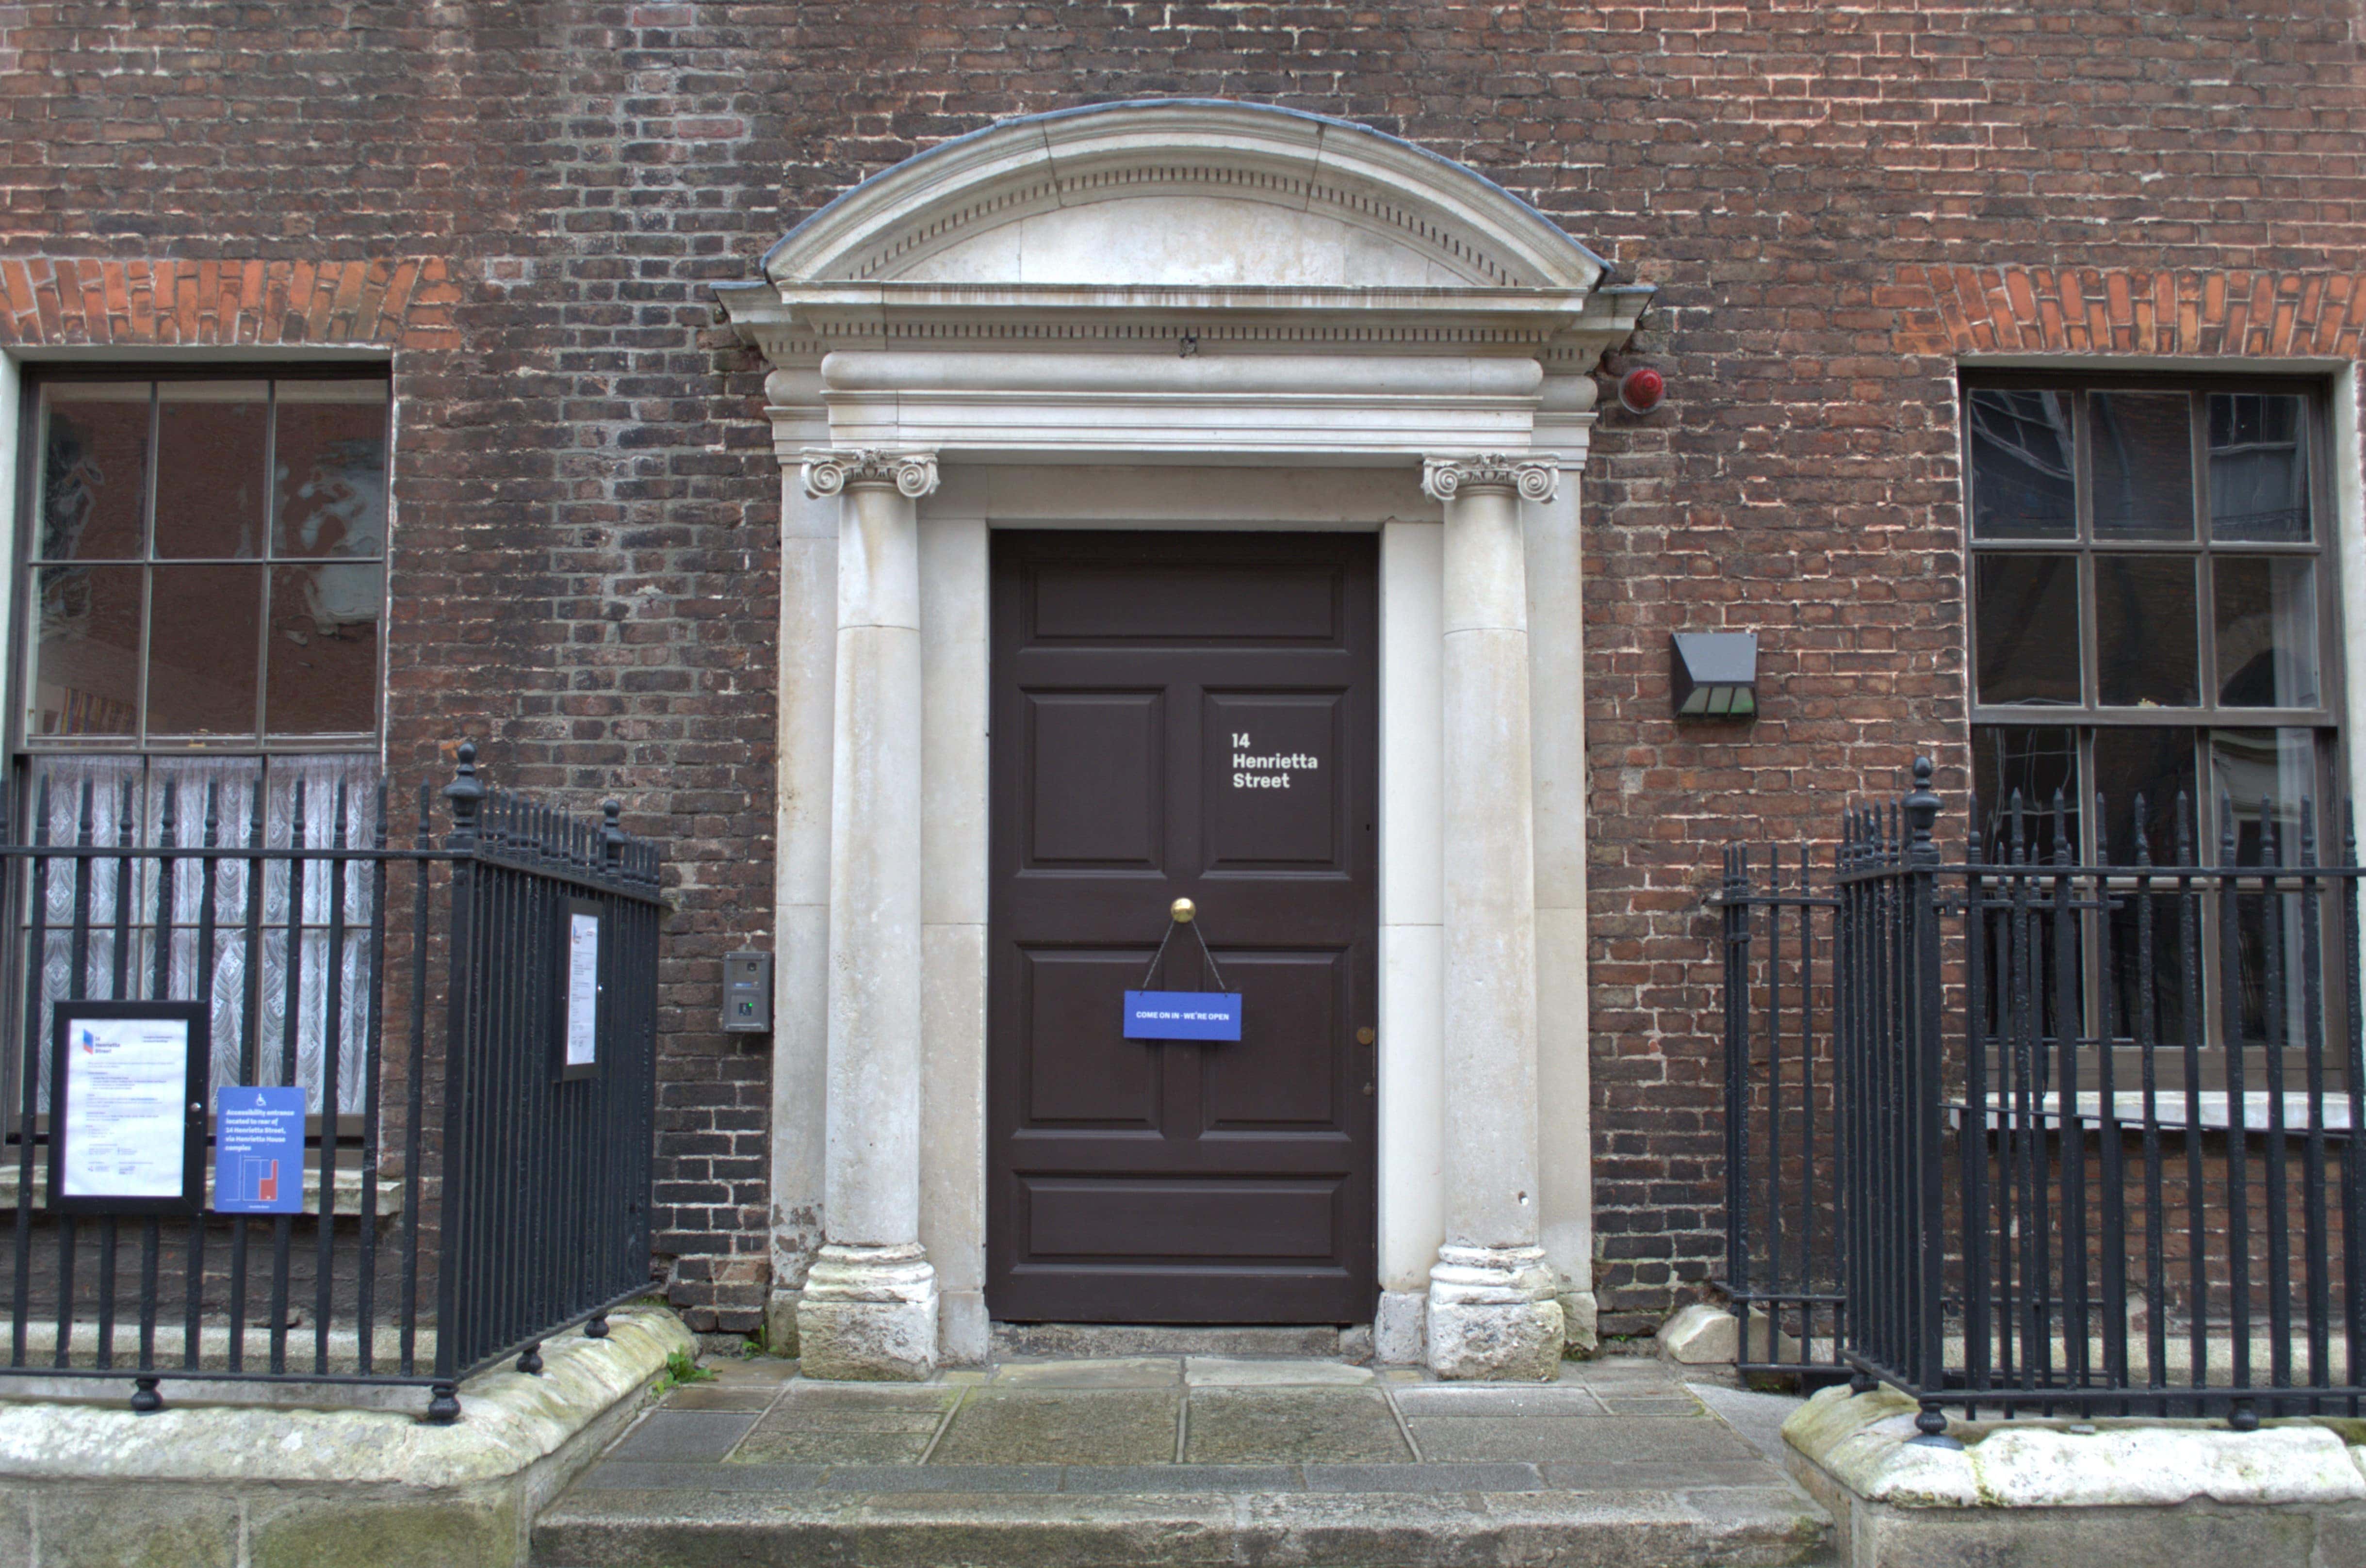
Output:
[
  {"left": 719, "top": 100, "right": 1652, "bottom": 463},
  {"left": 762, "top": 100, "right": 1609, "bottom": 294}
]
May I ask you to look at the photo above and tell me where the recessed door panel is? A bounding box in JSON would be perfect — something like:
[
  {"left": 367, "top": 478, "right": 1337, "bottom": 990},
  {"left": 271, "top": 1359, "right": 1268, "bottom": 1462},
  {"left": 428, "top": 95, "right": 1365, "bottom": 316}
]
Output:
[
  {"left": 1020, "top": 1178, "right": 1344, "bottom": 1262},
  {"left": 1203, "top": 692, "right": 1346, "bottom": 871},
  {"left": 1031, "top": 563, "right": 1342, "bottom": 644},
  {"left": 989, "top": 532, "right": 1378, "bottom": 1324},
  {"left": 1201, "top": 951, "right": 1345, "bottom": 1130},
  {"left": 1024, "top": 691, "right": 1162, "bottom": 868},
  {"left": 1022, "top": 949, "right": 1160, "bottom": 1128}
]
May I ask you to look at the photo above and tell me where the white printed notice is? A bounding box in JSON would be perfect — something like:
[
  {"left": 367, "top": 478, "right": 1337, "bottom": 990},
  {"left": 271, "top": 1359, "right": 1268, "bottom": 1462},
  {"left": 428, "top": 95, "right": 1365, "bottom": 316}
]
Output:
[
  {"left": 566, "top": 910, "right": 601, "bottom": 1068},
  {"left": 59, "top": 1016, "right": 190, "bottom": 1199}
]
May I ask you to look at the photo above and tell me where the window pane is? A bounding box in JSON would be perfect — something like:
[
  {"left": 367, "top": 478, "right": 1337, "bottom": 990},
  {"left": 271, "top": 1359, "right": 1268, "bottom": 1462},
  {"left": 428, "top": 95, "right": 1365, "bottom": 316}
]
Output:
[
  {"left": 2214, "top": 557, "right": 2319, "bottom": 709},
  {"left": 37, "top": 384, "right": 148, "bottom": 561},
  {"left": 2209, "top": 728, "right": 2316, "bottom": 863},
  {"left": 2092, "top": 554, "right": 2199, "bottom": 708},
  {"left": 153, "top": 381, "right": 266, "bottom": 559},
  {"left": 1974, "top": 553, "right": 2081, "bottom": 705},
  {"left": 31, "top": 565, "right": 141, "bottom": 736},
  {"left": 2092, "top": 727, "right": 2198, "bottom": 864},
  {"left": 2211, "top": 728, "right": 2317, "bottom": 1053},
  {"left": 1968, "top": 389, "right": 2076, "bottom": 540},
  {"left": 2208, "top": 392, "right": 2311, "bottom": 542},
  {"left": 1971, "top": 725, "right": 2079, "bottom": 852},
  {"left": 266, "top": 564, "right": 383, "bottom": 735},
  {"left": 2090, "top": 390, "right": 2195, "bottom": 541},
  {"left": 273, "top": 381, "right": 389, "bottom": 558},
  {"left": 147, "top": 565, "right": 260, "bottom": 737},
  {"left": 2089, "top": 727, "right": 2201, "bottom": 1051}
]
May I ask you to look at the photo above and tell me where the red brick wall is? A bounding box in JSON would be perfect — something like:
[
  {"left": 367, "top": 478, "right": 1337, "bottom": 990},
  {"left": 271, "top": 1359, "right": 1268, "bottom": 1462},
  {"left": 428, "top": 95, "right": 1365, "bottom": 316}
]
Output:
[{"left": 1, "top": 2, "right": 2361, "bottom": 1337}]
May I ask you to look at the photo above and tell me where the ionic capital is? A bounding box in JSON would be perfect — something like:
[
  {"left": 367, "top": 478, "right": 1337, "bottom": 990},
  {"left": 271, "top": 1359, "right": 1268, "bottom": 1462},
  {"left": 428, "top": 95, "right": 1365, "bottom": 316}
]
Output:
[
  {"left": 800, "top": 448, "right": 941, "bottom": 500},
  {"left": 1420, "top": 453, "right": 1559, "bottom": 504}
]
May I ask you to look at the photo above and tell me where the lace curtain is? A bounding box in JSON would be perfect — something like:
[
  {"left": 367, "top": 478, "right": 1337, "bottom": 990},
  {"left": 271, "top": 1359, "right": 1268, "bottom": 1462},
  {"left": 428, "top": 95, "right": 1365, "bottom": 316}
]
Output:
[{"left": 24, "top": 753, "right": 382, "bottom": 1115}]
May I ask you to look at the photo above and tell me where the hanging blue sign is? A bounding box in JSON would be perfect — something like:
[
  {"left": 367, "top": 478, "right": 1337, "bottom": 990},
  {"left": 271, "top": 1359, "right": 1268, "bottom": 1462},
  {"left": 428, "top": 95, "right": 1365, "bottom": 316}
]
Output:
[
  {"left": 213, "top": 1086, "right": 307, "bottom": 1215},
  {"left": 1123, "top": 989, "right": 1243, "bottom": 1042}
]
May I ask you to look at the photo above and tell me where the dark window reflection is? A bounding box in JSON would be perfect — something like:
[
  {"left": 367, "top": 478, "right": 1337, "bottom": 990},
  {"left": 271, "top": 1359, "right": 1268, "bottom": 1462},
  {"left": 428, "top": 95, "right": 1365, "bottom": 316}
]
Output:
[
  {"left": 2094, "top": 555, "right": 2197, "bottom": 707},
  {"left": 154, "top": 383, "right": 266, "bottom": 559},
  {"left": 2091, "top": 391, "right": 2195, "bottom": 540},
  {"left": 33, "top": 565, "right": 141, "bottom": 735},
  {"left": 1970, "top": 727, "right": 2081, "bottom": 1065},
  {"left": 2093, "top": 728, "right": 2200, "bottom": 1049},
  {"left": 1972, "top": 725, "right": 2079, "bottom": 854},
  {"left": 2214, "top": 557, "right": 2318, "bottom": 708},
  {"left": 267, "top": 564, "right": 383, "bottom": 735},
  {"left": 147, "top": 565, "right": 260, "bottom": 737},
  {"left": 2210, "top": 729, "right": 2316, "bottom": 1053},
  {"left": 2208, "top": 393, "right": 2311, "bottom": 542},
  {"left": 1975, "top": 554, "right": 2081, "bottom": 705},
  {"left": 38, "top": 386, "right": 147, "bottom": 561},
  {"left": 1969, "top": 389, "right": 2076, "bottom": 540},
  {"left": 273, "top": 387, "right": 389, "bottom": 558}
]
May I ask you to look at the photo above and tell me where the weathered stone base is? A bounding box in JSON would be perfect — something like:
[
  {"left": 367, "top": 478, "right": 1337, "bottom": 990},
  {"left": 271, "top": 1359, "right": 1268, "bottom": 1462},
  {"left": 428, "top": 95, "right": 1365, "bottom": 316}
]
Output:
[
  {"left": 1658, "top": 1302, "right": 1740, "bottom": 1365},
  {"left": 761, "top": 1287, "right": 801, "bottom": 1358},
  {"left": 793, "top": 1242, "right": 938, "bottom": 1381},
  {"left": 0, "top": 1304, "right": 691, "bottom": 1568},
  {"left": 1425, "top": 1245, "right": 1565, "bottom": 1381},
  {"left": 1374, "top": 1289, "right": 1427, "bottom": 1365},
  {"left": 1785, "top": 1381, "right": 2366, "bottom": 1567},
  {"left": 1560, "top": 1289, "right": 1600, "bottom": 1357}
]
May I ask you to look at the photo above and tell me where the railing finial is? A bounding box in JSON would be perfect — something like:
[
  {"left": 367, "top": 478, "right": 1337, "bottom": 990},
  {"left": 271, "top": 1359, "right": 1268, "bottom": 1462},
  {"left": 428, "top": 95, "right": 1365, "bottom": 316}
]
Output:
[
  {"left": 1906, "top": 756, "right": 1940, "bottom": 866},
  {"left": 444, "top": 739, "right": 486, "bottom": 850}
]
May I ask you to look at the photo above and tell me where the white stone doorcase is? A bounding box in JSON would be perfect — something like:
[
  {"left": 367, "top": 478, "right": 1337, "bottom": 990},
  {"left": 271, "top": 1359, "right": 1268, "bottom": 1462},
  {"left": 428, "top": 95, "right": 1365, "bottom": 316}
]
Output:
[{"left": 718, "top": 100, "right": 1649, "bottom": 1381}]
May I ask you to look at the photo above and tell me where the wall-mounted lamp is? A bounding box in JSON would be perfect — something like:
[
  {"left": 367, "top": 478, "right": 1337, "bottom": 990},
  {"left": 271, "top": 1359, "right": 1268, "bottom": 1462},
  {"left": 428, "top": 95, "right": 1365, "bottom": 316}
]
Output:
[{"left": 1671, "top": 631, "right": 1758, "bottom": 718}]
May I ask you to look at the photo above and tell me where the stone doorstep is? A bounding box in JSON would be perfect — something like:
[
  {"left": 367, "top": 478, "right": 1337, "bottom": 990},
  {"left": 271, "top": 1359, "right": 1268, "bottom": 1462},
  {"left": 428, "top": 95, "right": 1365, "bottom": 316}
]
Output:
[{"left": 530, "top": 1484, "right": 1835, "bottom": 1568}]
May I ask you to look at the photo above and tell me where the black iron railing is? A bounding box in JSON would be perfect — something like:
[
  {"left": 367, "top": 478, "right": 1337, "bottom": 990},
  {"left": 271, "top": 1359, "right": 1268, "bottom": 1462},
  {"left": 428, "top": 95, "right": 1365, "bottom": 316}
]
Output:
[
  {"left": 1716, "top": 842, "right": 1847, "bottom": 1377},
  {"left": 1721, "top": 758, "right": 2366, "bottom": 1432},
  {"left": 0, "top": 742, "right": 662, "bottom": 1418}
]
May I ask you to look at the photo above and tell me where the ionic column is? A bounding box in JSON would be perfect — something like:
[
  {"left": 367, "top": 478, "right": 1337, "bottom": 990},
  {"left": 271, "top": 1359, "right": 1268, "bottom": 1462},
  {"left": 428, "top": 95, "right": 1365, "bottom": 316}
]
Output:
[
  {"left": 797, "top": 448, "right": 941, "bottom": 1380},
  {"left": 1420, "top": 454, "right": 1564, "bottom": 1381}
]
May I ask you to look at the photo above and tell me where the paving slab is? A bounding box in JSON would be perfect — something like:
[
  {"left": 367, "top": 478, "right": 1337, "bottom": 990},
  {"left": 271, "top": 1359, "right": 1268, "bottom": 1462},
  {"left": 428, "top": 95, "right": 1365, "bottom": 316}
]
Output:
[
  {"left": 1393, "top": 1384, "right": 1609, "bottom": 1418},
  {"left": 658, "top": 1381, "right": 782, "bottom": 1411},
  {"left": 1409, "top": 1413, "right": 1761, "bottom": 1465},
  {"left": 604, "top": 1410, "right": 759, "bottom": 1462},
  {"left": 1185, "top": 1356, "right": 1375, "bottom": 1386},
  {"left": 991, "top": 1356, "right": 1179, "bottom": 1387},
  {"left": 1056, "top": 1463, "right": 1302, "bottom": 1493},
  {"left": 930, "top": 1386, "right": 1180, "bottom": 1466},
  {"left": 1184, "top": 1388, "right": 1411, "bottom": 1463}
]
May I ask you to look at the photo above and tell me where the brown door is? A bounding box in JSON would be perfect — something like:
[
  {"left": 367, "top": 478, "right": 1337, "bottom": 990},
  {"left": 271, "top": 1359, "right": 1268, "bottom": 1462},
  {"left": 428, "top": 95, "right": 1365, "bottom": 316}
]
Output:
[{"left": 988, "top": 530, "right": 1379, "bottom": 1323}]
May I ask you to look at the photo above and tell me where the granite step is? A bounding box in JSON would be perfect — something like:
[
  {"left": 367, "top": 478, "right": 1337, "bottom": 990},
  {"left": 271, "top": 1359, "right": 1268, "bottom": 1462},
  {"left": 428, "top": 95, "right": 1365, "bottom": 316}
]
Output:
[
  {"left": 531, "top": 1352, "right": 1834, "bottom": 1566},
  {"left": 531, "top": 1473, "right": 1834, "bottom": 1568}
]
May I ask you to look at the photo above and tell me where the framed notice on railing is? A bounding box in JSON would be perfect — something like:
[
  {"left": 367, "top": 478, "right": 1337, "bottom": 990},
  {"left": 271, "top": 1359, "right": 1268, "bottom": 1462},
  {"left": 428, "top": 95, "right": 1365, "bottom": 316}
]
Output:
[
  {"left": 47, "top": 1001, "right": 207, "bottom": 1216},
  {"left": 555, "top": 896, "right": 603, "bottom": 1082}
]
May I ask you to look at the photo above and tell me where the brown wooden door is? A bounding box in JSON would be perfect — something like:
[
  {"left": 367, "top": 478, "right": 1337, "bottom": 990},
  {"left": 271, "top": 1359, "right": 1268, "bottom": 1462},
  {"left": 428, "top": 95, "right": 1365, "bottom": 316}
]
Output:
[{"left": 988, "top": 531, "right": 1379, "bottom": 1324}]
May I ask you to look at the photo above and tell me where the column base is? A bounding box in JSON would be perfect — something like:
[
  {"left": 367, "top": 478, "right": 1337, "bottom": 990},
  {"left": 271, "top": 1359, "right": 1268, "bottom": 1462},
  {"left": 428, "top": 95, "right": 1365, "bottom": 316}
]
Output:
[
  {"left": 1425, "top": 1245, "right": 1564, "bottom": 1381},
  {"left": 794, "top": 1243, "right": 939, "bottom": 1381}
]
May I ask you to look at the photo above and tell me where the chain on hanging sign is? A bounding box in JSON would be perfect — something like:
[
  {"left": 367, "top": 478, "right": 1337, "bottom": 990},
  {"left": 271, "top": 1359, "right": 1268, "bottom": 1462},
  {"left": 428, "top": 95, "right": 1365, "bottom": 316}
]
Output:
[{"left": 1121, "top": 898, "right": 1244, "bottom": 1041}]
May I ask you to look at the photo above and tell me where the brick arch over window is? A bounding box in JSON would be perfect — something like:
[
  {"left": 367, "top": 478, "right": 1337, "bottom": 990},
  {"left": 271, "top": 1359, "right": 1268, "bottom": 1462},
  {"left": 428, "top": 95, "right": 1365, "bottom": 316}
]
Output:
[
  {"left": 0, "top": 258, "right": 459, "bottom": 350},
  {"left": 1893, "top": 265, "right": 2366, "bottom": 359}
]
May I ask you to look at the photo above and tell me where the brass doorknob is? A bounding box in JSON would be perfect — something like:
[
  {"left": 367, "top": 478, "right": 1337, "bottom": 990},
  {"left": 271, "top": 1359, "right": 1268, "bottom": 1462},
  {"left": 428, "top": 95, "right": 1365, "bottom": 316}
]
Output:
[{"left": 1171, "top": 898, "right": 1196, "bottom": 923}]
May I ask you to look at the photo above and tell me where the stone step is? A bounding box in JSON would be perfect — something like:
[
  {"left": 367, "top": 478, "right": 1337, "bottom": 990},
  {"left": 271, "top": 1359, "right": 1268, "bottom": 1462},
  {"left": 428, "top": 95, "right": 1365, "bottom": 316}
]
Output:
[
  {"left": 532, "top": 1474, "right": 1834, "bottom": 1568},
  {"left": 990, "top": 1322, "right": 1355, "bottom": 1359}
]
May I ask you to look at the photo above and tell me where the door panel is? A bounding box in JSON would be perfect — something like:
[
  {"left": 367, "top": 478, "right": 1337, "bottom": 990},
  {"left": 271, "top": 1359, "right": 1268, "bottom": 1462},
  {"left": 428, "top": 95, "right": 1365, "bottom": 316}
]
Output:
[{"left": 989, "top": 531, "right": 1379, "bottom": 1324}]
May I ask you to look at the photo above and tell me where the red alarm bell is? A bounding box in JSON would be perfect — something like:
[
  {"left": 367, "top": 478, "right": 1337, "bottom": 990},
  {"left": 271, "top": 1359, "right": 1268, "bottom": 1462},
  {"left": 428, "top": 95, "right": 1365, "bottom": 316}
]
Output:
[{"left": 1618, "top": 365, "right": 1666, "bottom": 416}]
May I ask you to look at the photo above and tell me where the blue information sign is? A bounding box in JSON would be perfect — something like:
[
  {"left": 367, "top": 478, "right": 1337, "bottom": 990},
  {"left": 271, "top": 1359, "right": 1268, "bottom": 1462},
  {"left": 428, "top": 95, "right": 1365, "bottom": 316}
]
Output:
[
  {"left": 212, "top": 1086, "right": 306, "bottom": 1215},
  {"left": 1123, "top": 989, "right": 1243, "bottom": 1042}
]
